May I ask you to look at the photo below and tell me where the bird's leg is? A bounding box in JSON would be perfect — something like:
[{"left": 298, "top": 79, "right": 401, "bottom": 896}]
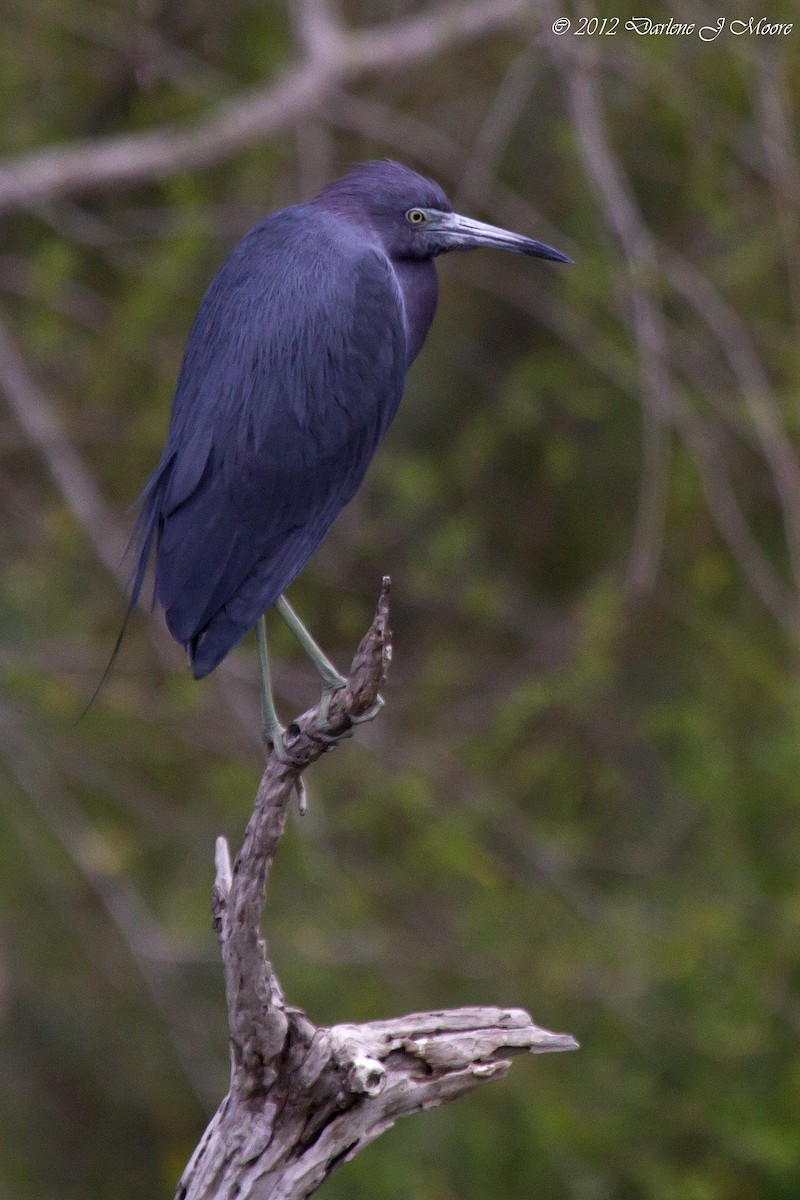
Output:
[
  {"left": 274, "top": 595, "right": 349, "bottom": 733},
  {"left": 275, "top": 595, "right": 384, "bottom": 736},
  {"left": 275, "top": 595, "right": 345, "bottom": 690},
  {"left": 258, "top": 616, "right": 307, "bottom": 811},
  {"left": 258, "top": 615, "right": 289, "bottom": 758}
]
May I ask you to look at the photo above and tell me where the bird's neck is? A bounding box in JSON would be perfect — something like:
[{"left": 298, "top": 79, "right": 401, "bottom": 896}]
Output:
[{"left": 393, "top": 257, "right": 439, "bottom": 365}]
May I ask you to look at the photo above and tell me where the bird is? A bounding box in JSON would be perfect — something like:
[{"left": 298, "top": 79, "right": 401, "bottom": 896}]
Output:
[{"left": 130, "top": 160, "right": 570, "bottom": 758}]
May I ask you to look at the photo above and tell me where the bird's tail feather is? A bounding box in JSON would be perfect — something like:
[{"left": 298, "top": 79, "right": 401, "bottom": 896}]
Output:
[{"left": 77, "top": 470, "right": 167, "bottom": 720}]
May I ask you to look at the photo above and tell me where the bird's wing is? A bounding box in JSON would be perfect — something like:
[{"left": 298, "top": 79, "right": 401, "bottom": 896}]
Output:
[{"left": 138, "top": 211, "right": 407, "bottom": 661}]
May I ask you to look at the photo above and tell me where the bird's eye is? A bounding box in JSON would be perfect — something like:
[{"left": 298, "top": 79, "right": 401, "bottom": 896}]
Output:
[{"left": 406, "top": 209, "right": 426, "bottom": 225}]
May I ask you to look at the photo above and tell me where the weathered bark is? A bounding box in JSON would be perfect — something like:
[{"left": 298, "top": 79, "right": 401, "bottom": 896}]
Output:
[{"left": 177, "top": 578, "right": 578, "bottom": 1200}]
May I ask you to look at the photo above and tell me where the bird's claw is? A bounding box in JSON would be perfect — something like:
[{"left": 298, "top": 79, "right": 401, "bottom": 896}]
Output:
[
  {"left": 349, "top": 693, "right": 385, "bottom": 725},
  {"left": 262, "top": 721, "right": 293, "bottom": 764},
  {"left": 262, "top": 679, "right": 384, "bottom": 804},
  {"left": 313, "top": 687, "right": 385, "bottom": 745},
  {"left": 261, "top": 724, "right": 308, "bottom": 813},
  {"left": 315, "top": 678, "right": 347, "bottom": 732}
]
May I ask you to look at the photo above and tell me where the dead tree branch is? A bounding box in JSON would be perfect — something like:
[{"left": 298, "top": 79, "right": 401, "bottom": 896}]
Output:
[{"left": 177, "top": 579, "right": 577, "bottom": 1200}]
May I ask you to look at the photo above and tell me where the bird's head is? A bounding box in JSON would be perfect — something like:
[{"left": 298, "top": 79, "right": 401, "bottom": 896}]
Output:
[{"left": 313, "top": 160, "right": 571, "bottom": 265}]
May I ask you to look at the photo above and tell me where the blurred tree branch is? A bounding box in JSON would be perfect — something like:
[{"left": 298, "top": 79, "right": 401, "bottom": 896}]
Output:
[
  {"left": 0, "top": 0, "right": 530, "bottom": 215},
  {"left": 177, "top": 582, "right": 576, "bottom": 1200},
  {"left": 0, "top": 318, "right": 128, "bottom": 581},
  {"left": 544, "top": 18, "right": 800, "bottom": 633},
  {"left": 4, "top": 6, "right": 800, "bottom": 1195},
  {"left": 0, "top": 702, "right": 221, "bottom": 1104},
  {"left": 544, "top": 20, "right": 673, "bottom": 600}
]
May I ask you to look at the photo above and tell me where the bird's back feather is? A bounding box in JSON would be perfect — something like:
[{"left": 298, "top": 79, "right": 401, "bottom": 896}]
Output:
[{"left": 132, "top": 206, "right": 407, "bottom": 676}]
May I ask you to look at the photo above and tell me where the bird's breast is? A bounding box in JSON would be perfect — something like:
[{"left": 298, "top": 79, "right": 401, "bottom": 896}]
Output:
[{"left": 392, "top": 258, "right": 438, "bottom": 365}]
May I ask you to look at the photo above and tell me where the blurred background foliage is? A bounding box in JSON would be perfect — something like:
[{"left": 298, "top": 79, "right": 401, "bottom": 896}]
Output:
[{"left": 1, "top": 0, "right": 800, "bottom": 1197}]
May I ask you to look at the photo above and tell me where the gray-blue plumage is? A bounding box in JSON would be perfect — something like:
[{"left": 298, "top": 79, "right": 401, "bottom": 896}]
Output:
[{"left": 131, "top": 161, "right": 569, "bottom": 678}]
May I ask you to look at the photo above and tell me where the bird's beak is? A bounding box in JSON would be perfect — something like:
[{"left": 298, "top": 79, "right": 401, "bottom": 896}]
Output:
[{"left": 434, "top": 212, "right": 572, "bottom": 263}]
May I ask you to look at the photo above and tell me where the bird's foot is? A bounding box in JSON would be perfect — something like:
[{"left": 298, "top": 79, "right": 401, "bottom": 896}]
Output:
[
  {"left": 350, "top": 693, "right": 385, "bottom": 725},
  {"left": 314, "top": 678, "right": 351, "bottom": 744},
  {"left": 261, "top": 721, "right": 308, "bottom": 814},
  {"left": 262, "top": 716, "right": 291, "bottom": 763},
  {"left": 314, "top": 683, "right": 385, "bottom": 744}
]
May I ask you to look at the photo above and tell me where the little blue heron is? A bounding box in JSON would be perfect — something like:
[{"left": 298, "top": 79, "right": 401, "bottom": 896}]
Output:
[{"left": 130, "top": 160, "right": 570, "bottom": 757}]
